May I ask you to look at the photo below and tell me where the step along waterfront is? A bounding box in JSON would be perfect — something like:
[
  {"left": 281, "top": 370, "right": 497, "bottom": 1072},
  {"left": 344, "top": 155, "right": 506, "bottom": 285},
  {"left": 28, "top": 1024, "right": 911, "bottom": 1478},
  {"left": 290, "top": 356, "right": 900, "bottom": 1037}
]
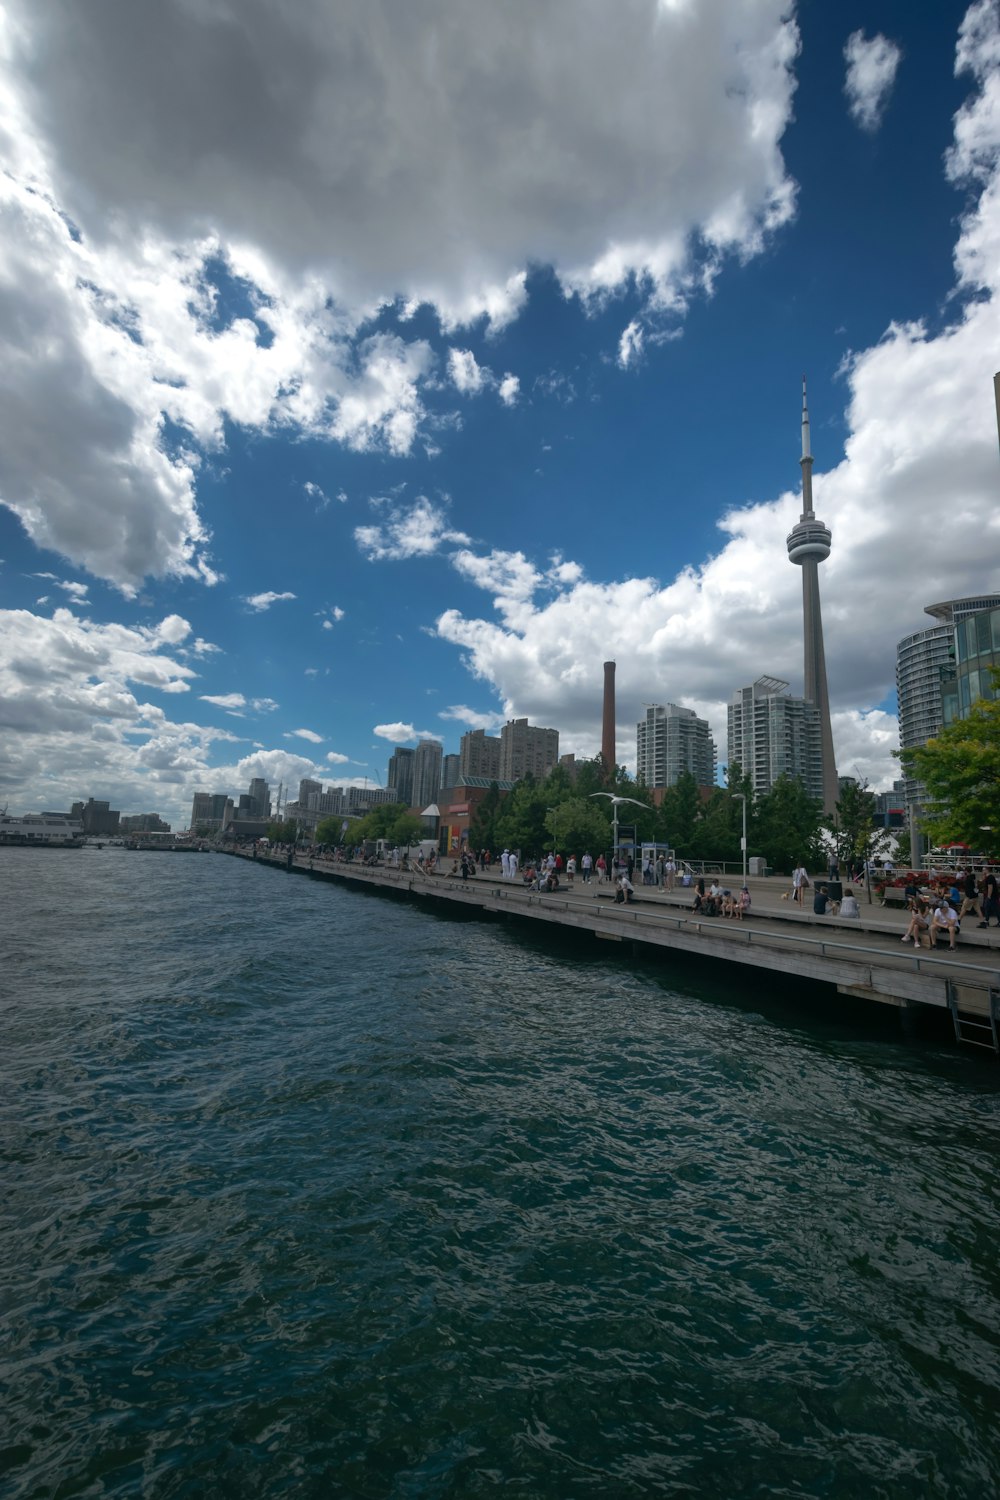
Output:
[{"left": 221, "top": 848, "right": 1000, "bottom": 1054}]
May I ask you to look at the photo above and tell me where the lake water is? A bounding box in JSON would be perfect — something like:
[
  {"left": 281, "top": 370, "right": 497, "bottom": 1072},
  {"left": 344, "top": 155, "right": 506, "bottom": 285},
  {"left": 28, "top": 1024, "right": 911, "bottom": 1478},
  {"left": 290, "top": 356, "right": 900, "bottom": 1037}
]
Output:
[{"left": 2, "top": 851, "right": 999, "bottom": 1498}]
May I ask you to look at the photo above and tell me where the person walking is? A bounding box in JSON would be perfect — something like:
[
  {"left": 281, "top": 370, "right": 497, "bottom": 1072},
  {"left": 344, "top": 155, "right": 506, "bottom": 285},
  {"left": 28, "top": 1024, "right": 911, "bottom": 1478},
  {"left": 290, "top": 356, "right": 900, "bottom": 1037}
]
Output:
[
  {"left": 581, "top": 852, "right": 593, "bottom": 883},
  {"left": 791, "top": 863, "right": 809, "bottom": 906},
  {"left": 566, "top": 854, "right": 576, "bottom": 885},
  {"left": 596, "top": 853, "right": 607, "bottom": 883}
]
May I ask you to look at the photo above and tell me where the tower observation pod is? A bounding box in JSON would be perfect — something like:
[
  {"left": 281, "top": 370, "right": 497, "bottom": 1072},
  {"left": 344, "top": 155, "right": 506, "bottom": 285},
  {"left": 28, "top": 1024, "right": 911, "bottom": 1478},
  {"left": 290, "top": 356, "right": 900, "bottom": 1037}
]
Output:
[{"left": 786, "top": 378, "right": 839, "bottom": 815}]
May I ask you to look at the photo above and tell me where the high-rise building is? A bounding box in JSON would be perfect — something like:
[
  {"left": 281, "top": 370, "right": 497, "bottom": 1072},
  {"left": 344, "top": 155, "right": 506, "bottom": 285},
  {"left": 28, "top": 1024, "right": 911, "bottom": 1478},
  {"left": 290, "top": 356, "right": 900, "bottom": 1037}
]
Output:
[
  {"left": 636, "top": 703, "right": 716, "bottom": 789},
  {"left": 499, "top": 718, "right": 559, "bottom": 782},
  {"left": 71, "top": 798, "right": 121, "bottom": 835},
  {"left": 459, "top": 729, "right": 502, "bottom": 782},
  {"left": 441, "top": 753, "right": 460, "bottom": 789},
  {"left": 247, "top": 778, "right": 270, "bottom": 818},
  {"left": 387, "top": 747, "right": 415, "bottom": 805},
  {"left": 728, "top": 677, "right": 823, "bottom": 801},
  {"left": 298, "top": 778, "right": 321, "bottom": 809},
  {"left": 786, "top": 381, "right": 838, "bottom": 814},
  {"left": 412, "top": 739, "right": 443, "bottom": 809},
  {"left": 191, "top": 792, "right": 229, "bottom": 832},
  {"left": 896, "top": 596, "right": 1000, "bottom": 806}
]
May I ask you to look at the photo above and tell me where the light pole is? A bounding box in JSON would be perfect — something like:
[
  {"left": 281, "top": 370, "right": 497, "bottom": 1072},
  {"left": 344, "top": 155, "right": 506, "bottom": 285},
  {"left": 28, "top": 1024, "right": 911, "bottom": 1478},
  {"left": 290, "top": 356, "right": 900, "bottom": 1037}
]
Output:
[
  {"left": 589, "top": 792, "right": 646, "bottom": 870},
  {"left": 733, "top": 792, "right": 747, "bottom": 885}
]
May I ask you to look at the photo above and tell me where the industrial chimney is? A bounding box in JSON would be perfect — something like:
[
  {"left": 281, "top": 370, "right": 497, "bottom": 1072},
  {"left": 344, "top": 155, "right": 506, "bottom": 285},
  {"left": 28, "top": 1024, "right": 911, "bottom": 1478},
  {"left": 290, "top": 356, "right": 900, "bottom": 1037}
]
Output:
[{"left": 602, "top": 660, "right": 616, "bottom": 778}]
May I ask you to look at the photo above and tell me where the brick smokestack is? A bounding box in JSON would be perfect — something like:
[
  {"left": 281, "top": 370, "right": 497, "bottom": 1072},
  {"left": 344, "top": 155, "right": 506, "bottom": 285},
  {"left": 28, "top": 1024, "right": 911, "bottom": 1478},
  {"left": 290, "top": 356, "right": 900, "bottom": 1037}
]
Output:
[{"left": 602, "top": 660, "right": 616, "bottom": 777}]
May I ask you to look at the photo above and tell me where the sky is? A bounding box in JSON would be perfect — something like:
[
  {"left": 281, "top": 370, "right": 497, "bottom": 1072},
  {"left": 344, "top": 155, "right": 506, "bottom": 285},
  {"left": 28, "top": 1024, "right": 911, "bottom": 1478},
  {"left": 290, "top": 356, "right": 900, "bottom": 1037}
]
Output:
[{"left": 1, "top": 0, "right": 999, "bottom": 828}]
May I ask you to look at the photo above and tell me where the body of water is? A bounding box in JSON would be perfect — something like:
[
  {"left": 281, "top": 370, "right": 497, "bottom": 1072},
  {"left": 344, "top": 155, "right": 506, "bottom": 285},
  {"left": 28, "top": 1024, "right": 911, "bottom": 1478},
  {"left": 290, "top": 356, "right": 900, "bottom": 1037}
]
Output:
[{"left": 2, "top": 851, "right": 999, "bottom": 1498}]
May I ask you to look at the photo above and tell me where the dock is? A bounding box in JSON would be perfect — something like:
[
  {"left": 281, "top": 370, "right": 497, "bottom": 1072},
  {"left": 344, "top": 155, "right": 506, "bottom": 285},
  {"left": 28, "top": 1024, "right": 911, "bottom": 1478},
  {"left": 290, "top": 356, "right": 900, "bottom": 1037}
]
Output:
[{"left": 219, "top": 848, "right": 1000, "bottom": 1053}]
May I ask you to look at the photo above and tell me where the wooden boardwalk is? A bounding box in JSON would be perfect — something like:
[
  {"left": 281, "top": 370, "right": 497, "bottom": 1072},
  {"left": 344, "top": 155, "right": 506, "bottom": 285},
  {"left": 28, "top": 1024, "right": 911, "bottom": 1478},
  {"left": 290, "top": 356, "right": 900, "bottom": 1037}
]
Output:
[{"left": 222, "top": 849, "right": 1000, "bottom": 1052}]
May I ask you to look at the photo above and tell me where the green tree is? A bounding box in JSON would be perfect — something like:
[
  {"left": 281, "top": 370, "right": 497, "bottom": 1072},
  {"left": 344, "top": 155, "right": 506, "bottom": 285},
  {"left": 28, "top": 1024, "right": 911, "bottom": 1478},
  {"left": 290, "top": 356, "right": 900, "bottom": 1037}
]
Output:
[
  {"left": 899, "top": 680, "right": 1000, "bottom": 855},
  {"left": 266, "top": 818, "right": 298, "bottom": 843},
  {"left": 753, "top": 775, "right": 823, "bottom": 873},
  {"left": 656, "top": 770, "right": 700, "bottom": 854},
  {"left": 386, "top": 811, "right": 425, "bottom": 850},
  {"left": 316, "top": 815, "right": 347, "bottom": 846},
  {"left": 495, "top": 776, "right": 550, "bottom": 857},
  {"left": 691, "top": 788, "right": 742, "bottom": 862},
  {"left": 830, "top": 779, "right": 890, "bottom": 874},
  {"left": 572, "top": 757, "right": 610, "bottom": 800},
  {"left": 468, "top": 782, "right": 503, "bottom": 853},
  {"left": 544, "top": 796, "right": 612, "bottom": 856}
]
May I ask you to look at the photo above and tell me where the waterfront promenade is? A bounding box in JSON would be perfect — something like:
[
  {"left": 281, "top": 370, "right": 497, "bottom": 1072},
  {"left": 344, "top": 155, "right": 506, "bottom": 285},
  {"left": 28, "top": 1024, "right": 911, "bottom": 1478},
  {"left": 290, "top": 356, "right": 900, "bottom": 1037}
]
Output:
[{"left": 220, "top": 848, "right": 1000, "bottom": 1052}]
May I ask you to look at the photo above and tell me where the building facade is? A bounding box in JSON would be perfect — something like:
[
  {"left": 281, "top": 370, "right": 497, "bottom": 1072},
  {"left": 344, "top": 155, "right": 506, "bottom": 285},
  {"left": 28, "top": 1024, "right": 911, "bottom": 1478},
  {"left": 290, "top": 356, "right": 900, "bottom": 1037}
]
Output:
[
  {"left": 70, "top": 798, "right": 121, "bottom": 835},
  {"left": 412, "top": 739, "right": 444, "bottom": 809},
  {"left": 459, "top": 729, "right": 502, "bottom": 782},
  {"left": 191, "top": 792, "right": 230, "bottom": 832},
  {"left": 896, "top": 596, "right": 1000, "bottom": 809},
  {"left": 727, "top": 677, "right": 823, "bottom": 801},
  {"left": 636, "top": 703, "right": 716, "bottom": 789},
  {"left": 441, "top": 754, "right": 460, "bottom": 790},
  {"left": 387, "top": 747, "right": 415, "bottom": 806},
  {"left": 498, "top": 718, "right": 559, "bottom": 782}
]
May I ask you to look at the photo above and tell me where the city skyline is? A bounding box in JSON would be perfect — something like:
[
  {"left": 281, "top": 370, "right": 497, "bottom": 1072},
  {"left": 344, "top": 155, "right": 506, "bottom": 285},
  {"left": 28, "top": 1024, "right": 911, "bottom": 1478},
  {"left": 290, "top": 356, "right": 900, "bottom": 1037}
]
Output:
[{"left": 1, "top": 1, "right": 999, "bottom": 832}]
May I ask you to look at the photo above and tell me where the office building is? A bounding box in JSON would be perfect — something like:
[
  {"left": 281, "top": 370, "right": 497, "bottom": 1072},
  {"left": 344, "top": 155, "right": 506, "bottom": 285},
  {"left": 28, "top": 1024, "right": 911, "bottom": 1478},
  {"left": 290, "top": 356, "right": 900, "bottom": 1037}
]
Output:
[
  {"left": 70, "top": 798, "right": 121, "bottom": 836},
  {"left": 727, "top": 676, "right": 823, "bottom": 801},
  {"left": 636, "top": 703, "right": 716, "bottom": 789},
  {"left": 191, "top": 792, "right": 230, "bottom": 832},
  {"left": 459, "top": 729, "right": 502, "bottom": 782},
  {"left": 387, "top": 747, "right": 415, "bottom": 806},
  {"left": 441, "top": 754, "right": 460, "bottom": 790},
  {"left": 499, "top": 718, "right": 559, "bottom": 782},
  {"left": 786, "top": 381, "right": 838, "bottom": 813},
  {"left": 412, "top": 739, "right": 443, "bottom": 809}
]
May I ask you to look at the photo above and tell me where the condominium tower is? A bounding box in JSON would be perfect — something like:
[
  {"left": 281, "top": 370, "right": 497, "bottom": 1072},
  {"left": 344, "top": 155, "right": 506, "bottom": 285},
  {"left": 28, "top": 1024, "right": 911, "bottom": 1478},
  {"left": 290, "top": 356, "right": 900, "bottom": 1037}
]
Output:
[
  {"left": 499, "top": 718, "right": 559, "bottom": 782},
  {"left": 636, "top": 703, "right": 716, "bottom": 789},
  {"left": 728, "top": 677, "right": 823, "bottom": 801}
]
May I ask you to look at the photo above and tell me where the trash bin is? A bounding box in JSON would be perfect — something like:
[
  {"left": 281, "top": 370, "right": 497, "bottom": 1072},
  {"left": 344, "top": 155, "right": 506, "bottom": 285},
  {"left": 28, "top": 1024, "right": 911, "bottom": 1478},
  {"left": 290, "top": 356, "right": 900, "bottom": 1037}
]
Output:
[
  {"left": 749, "top": 856, "right": 767, "bottom": 877},
  {"left": 825, "top": 880, "right": 843, "bottom": 903}
]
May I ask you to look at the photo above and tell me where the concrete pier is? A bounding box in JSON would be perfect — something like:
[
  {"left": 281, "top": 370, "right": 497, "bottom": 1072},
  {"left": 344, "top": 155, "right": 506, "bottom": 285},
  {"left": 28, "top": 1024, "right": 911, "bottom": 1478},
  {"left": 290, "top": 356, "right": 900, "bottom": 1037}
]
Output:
[{"left": 220, "top": 849, "right": 1000, "bottom": 1051}]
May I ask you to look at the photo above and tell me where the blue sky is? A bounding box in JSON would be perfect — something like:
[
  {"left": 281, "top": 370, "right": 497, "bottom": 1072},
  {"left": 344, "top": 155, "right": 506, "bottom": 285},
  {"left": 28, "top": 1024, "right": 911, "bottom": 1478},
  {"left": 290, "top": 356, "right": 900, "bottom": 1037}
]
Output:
[{"left": 1, "top": 0, "right": 998, "bottom": 828}]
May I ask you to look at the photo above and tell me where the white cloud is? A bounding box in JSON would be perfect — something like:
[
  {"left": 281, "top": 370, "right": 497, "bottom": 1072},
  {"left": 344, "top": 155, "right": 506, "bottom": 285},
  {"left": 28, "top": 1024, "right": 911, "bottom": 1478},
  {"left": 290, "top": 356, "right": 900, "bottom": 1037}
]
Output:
[
  {"left": 618, "top": 320, "right": 644, "bottom": 369},
  {"left": 201, "top": 693, "right": 247, "bottom": 710},
  {"left": 374, "top": 722, "right": 424, "bottom": 743},
  {"left": 326, "top": 751, "right": 350, "bottom": 764},
  {"left": 355, "top": 495, "right": 471, "bottom": 562},
  {"left": 0, "top": 0, "right": 804, "bottom": 588},
  {"left": 243, "top": 590, "right": 296, "bottom": 611},
  {"left": 303, "top": 480, "right": 329, "bottom": 508},
  {"left": 448, "top": 348, "right": 488, "bottom": 395},
  {"left": 844, "top": 31, "right": 902, "bottom": 133},
  {"left": 439, "top": 705, "right": 505, "bottom": 731},
  {"left": 56, "top": 579, "right": 89, "bottom": 599},
  {"left": 287, "top": 728, "right": 324, "bottom": 744}
]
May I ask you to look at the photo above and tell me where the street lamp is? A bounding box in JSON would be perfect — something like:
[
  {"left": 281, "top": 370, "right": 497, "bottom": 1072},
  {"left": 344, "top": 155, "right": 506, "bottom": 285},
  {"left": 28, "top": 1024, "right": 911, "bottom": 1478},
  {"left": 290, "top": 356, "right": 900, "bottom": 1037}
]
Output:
[
  {"left": 733, "top": 792, "right": 747, "bottom": 885},
  {"left": 589, "top": 792, "right": 646, "bottom": 869}
]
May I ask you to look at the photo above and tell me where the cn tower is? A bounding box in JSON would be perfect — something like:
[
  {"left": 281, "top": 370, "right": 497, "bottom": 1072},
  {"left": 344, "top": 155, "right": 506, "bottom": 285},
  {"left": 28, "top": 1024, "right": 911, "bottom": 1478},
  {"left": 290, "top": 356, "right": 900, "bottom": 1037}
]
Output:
[{"left": 786, "top": 380, "right": 839, "bottom": 815}]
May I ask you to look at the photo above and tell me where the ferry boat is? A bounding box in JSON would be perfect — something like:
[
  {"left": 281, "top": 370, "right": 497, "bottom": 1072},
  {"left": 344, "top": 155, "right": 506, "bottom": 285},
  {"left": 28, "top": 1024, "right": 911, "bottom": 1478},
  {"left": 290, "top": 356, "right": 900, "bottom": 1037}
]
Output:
[{"left": 0, "top": 811, "right": 86, "bottom": 847}]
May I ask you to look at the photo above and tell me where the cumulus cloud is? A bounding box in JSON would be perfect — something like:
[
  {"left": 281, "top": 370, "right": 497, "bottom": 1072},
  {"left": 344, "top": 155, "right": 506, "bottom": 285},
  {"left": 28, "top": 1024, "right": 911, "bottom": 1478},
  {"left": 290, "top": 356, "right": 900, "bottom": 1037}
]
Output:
[
  {"left": 287, "top": 728, "right": 324, "bottom": 744},
  {"left": 439, "top": 705, "right": 506, "bottom": 731},
  {"left": 244, "top": 590, "right": 296, "bottom": 611},
  {"left": 373, "top": 722, "right": 432, "bottom": 743},
  {"left": 0, "top": 0, "right": 804, "bottom": 589},
  {"left": 199, "top": 692, "right": 279, "bottom": 716},
  {"left": 844, "top": 31, "right": 902, "bottom": 132},
  {"left": 618, "top": 320, "right": 645, "bottom": 369},
  {"left": 326, "top": 751, "right": 350, "bottom": 764},
  {"left": 355, "top": 495, "right": 471, "bottom": 562}
]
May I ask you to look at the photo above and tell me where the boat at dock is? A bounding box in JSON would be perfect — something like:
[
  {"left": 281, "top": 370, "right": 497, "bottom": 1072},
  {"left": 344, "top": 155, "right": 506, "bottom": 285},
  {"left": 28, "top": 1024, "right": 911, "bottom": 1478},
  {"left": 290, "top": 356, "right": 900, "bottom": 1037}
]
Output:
[{"left": 0, "top": 812, "right": 85, "bottom": 847}]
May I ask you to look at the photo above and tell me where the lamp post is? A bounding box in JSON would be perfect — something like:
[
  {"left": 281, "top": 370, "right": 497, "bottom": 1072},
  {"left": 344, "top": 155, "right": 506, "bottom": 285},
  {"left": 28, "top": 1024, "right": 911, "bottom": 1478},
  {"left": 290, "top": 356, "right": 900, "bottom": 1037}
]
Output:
[
  {"left": 589, "top": 792, "right": 646, "bottom": 870},
  {"left": 733, "top": 792, "right": 747, "bottom": 885}
]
